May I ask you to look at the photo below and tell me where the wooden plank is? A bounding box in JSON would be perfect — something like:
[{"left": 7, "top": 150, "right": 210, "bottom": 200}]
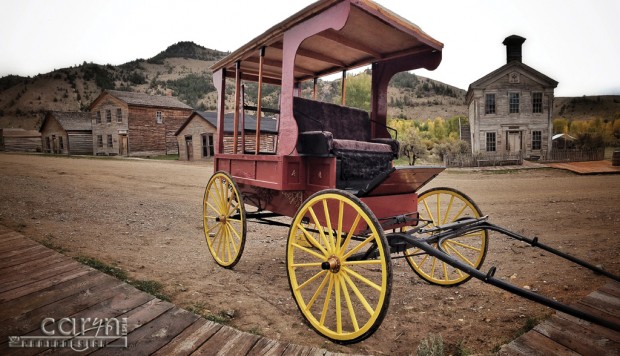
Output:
[
  {"left": 0, "top": 265, "right": 92, "bottom": 304},
  {"left": 282, "top": 343, "right": 326, "bottom": 356},
  {"left": 0, "top": 243, "right": 46, "bottom": 259},
  {"left": 0, "top": 259, "right": 82, "bottom": 292},
  {"left": 152, "top": 319, "right": 222, "bottom": 355},
  {"left": 512, "top": 330, "right": 580, "bottom": 356},
  {"left": 534, "top": 315, "right": 620, "bottom": 356},
  {"left": 575, "top": 300, "right": 620, "bottom": 325},
  {"left": 248, "top": 338, "right": 290, "bottom": 356},
  {"left": 0, "top": 250, "right": 65, "bottom": 278},
  {"left": 0, "top": 249, "right": 67, "bottom": 273},
  {"left": 581, "top": 290, "right": 620, "bottom": 316},
  {"left": 556, "top": 312, "right": 620, "bottom": 343},
  {"left": 599, "top": 282, "right": 620, "bottom": 298},
  {"left": 192, "top": 325, "right": 258, "bottom": 356},
  {"left": 17, "top": 286, "right": 156, "bottom": 356},
  {"left": 0, "top": 236, "right": 39, "bottom": 251},
  {"left": 0, "top": 269, "right": 100, "bottom": 320},
  {"left": 92, "top": 306, "right": 199, "bottom": 355},
  {"left": 0, "top": 274, "right": 125, "bottom": 342}
]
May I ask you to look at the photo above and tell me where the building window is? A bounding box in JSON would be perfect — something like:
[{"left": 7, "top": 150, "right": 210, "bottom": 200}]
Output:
[
  {"left": 156, "top": 111, "right": 163, "bottom": 124},
  {"left": 532, "top": 131, "right": 542, "bottom": 150},
  {"left": 509, "top": 93, "right": 520, "bottom": 113},
  {"left": 107, "top": 135, "right": 113, "bottom": 148},
  {"left": 106, "top": 109, "right": 112, "bottom": 123},
  {"left": 486, "top": 132, "right": 496, "bottom": 152},
  {"left": 96, "top": 111, "right": 101, "bottom": 124},
  {"left": 97, "top": 135, "right": 103, "bottom": 148},
  {"left": 485, "top": 94, "right": 496, "bottom": 114},
  {"left": 59, "top": 137, "right": 64, "bottom": 150},
  {"left": 116, "top": 108, "right": 122, "bottom": 123},
  {"left": 202, "top": 134, "right": 215, "bottom": 157},
  {"left": 532, "top": 92, "right": 543, "bottom": 113}
]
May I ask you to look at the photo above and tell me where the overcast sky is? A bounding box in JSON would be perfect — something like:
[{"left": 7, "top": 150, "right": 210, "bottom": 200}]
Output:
[{"left": 1, "top": 0, "right": 619, "bottom": 97}]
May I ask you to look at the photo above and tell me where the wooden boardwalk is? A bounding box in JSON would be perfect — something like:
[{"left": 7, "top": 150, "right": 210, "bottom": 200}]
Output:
[
  {"left": 547, "top": 160, "right": 620, "bottom": 175},
  {"left": 500, "top": 281, "right": 620, "bottom": 355},
  {"left": 0, "top": 225, "right": 338, "bottom": 355}
]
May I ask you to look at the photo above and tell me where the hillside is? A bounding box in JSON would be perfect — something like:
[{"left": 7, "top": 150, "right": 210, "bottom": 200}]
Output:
[
  {"left": 5, "top": 41, "right": 618, "bottom": 133},
  {"left": 0, "top": 41, "right": 470, "bottom": 131},
  {"left": 554, "top": 95, "right": 620, "bottom": 121}
]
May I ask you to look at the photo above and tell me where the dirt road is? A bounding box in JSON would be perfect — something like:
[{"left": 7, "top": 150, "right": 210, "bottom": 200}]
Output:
[{"left": 0, "top": 153, "right": 618, "bottom": 355}]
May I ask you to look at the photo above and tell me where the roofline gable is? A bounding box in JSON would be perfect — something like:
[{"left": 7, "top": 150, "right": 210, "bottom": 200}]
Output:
[{"left": 466, "top": 61, "right": 558, "bottom": 102}]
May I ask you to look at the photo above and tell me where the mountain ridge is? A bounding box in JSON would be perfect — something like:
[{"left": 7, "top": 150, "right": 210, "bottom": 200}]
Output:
[{"left": 0, "top": 41, "right": 616, "bottom": 131}]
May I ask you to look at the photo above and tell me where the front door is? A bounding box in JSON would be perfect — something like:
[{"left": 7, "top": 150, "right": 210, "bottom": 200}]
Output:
[
  {"left": 507, "top": 131, "right": 521, "bottom": 153},
  {"left": 119, "top": 134, "right": 128, "bottom": 156},
  {"left": 185, "top": 136, "right": 193, "bottom": 160}
]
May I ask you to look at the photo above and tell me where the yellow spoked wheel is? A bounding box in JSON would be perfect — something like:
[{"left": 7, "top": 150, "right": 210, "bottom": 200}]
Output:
[
  {"left": 406, "top": 187, "right": 488, "bottom": 286},
  {"left": 203, "top": 171, "right": 246, "bottom": 268},
  {"left": 286, "top": 190, "right": 392, "bottom": 344}
]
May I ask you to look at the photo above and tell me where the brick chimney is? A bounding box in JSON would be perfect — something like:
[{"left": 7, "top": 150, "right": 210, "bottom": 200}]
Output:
[{"left": 502, "top": 35, "right": 526, "bottom": 63}]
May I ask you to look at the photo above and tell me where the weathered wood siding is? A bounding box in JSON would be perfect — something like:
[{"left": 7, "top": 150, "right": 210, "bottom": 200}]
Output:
[
  {"left": 1, "top": 129, "right": 41, "bottom": 152},
  {"left": 91, "top": 96, "right": 129, "bottom": 156},
  {"left": 176, "top": 116, "right": 217, "bottom": 161},
  {"left": 67, "top": 131, "right": 94, "bottom": 155},
  {"left": 127, "top": 106, "right": 191, "bottom": 156},
  {"left": 469, "top": 68, "right": 554, "bottom": 158}
]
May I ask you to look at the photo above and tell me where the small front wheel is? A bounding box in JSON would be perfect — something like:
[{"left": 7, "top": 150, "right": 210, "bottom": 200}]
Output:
[
  {"left": 286, "top": 190, "right": 392, "bottom": 344},
  {"left": 406, "top": 187, "right": 488, "bottom": 286},
  {"left": 203, "top": 171, "right": 246, "bottom": 268}
]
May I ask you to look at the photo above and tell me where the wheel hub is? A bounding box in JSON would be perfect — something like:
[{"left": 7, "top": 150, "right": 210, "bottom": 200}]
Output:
[
  {"left": 321, "top": 256, "right": 341, "bottom": 273},
  {"left": 216, "top": 215, "right": 227, "bottom": 223}
]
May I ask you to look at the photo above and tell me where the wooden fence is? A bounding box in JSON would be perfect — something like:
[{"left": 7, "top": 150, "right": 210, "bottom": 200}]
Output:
[
  {"left": 444, "top": 152, "right": 523, "bottom": 167},
  {"left": 541, "top": 148, "right": 605, "bottom": 162}
]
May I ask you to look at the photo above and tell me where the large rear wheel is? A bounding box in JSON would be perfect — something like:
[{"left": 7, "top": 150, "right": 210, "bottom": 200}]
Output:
[
  {"left": 406, "top": 187, "right": 488, "bottom": 286},
  {"left": 203, "top": 171, "right": 246, "bottom": 268},
  {"left": 287, "top": 190, "right": 392, "bottom": 344}
]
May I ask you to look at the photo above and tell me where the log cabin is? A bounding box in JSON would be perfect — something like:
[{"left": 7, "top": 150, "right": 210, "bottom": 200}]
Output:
[
  {"left": 89, "top": 90, "right": 192, "bottom": 156},
  {"left": 466, "top": 35, "right": 558, "bottom": 160}
]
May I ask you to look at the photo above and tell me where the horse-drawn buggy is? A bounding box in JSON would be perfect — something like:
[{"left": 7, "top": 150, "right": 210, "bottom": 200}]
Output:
[{"left": 203, "top": 0, "right": 619, "bottom": 343}]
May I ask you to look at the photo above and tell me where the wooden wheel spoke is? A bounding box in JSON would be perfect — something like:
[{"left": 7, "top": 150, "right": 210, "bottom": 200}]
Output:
[
  {"left": 340, "top": 214, "right": 361, "bottom": 253},
  {"left": 308, "top": 207, "right": 332, "bottom": 253},
  {"left": 422, "top": 199, "right": 435, "bottom": 225},
  {"left": 336, "top": 200, "right": 344, "bottom": 253},
  {"left": 305, "top": 271, "right": 330, "bottom": 310},
  {"left": 343, "top": 234, "right": 375, "bottom": 260},
  {"left": 342, "top": 270, "right": 375, "bottom": 316},
  {"left": 298, "top": 223, "right": 329, "bottom": 256},
  {"left": 446, "top": 242, "right": 475, "bottom": 267},
  {"left": 335, "top": 275, "right": 342, "bottom": 333},
  {"left": 293, "top": 241, "right": 328, "bottom": 260},
  {"left": 449, "top": 238, "right": 482, "bottom": 252},
  {"left": 322, "top": 200, "right": 336, "bottom": 250},
  {"left": 344, "top": 266, "right": 382, "bottom": 292},
  {"left": 442, "top": 195, "right": 455, "bottom": 224},
  {"left": 338, "top": 274, "right": 359, "bottom": 332},
  {"left": 319, "top": 274, "right": 335, "bottom": 326}
]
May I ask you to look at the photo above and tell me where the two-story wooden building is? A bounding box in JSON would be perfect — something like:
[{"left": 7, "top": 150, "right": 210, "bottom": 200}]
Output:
[
  {"left": 39, "top": 111, "right": 93, "bottom": 155},
  {"left": 466, "top": 35, "right": 558, "bottom": 159},
  {"left": 89, "top": 90, "right": 192, "bottom": 156}
]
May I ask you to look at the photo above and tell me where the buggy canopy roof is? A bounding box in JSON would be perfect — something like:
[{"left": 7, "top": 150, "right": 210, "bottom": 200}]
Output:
[{"left": 211, "top": 0, "right": 443, "bottom": 83}]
